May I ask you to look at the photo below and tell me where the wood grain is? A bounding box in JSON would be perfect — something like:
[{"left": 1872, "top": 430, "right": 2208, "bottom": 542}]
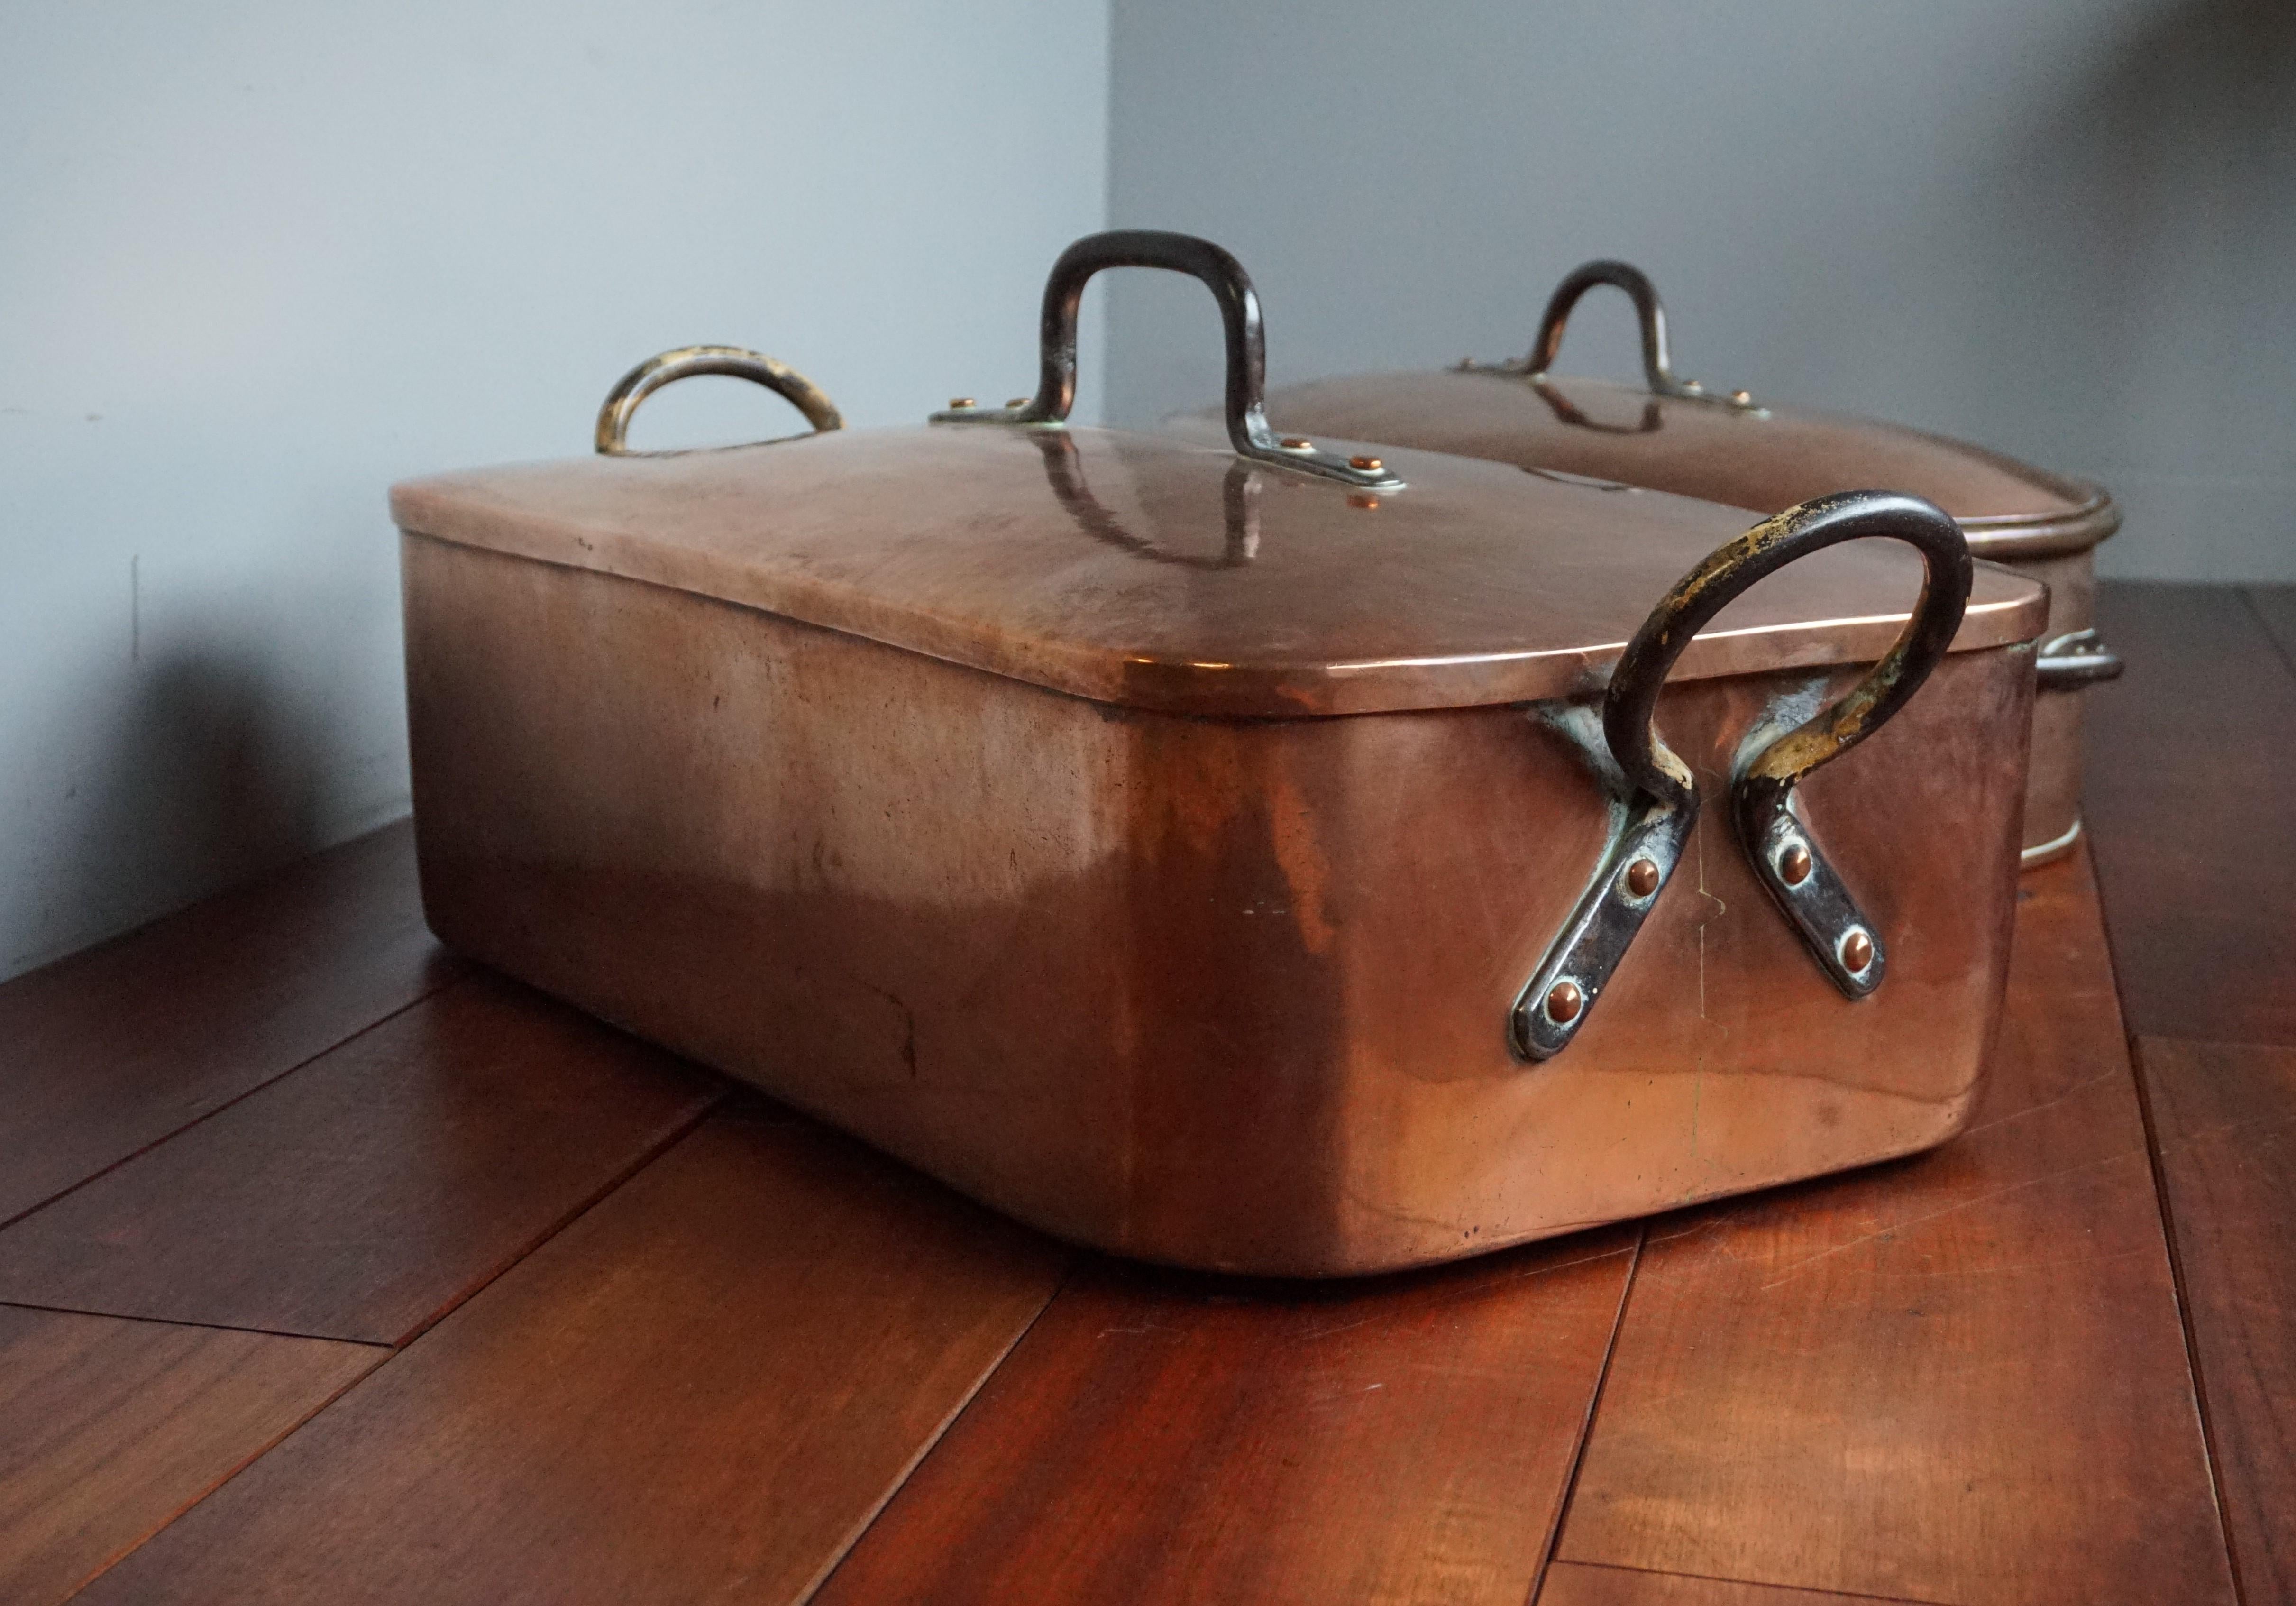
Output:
[
  {"left": 2139, "top": 1035, "right": 2296, "bottom": 1603},
  {"left": 814, "top": 1228, "right": 1638, "bottom": 1606},
  {"left": 0, "top": 975, "right": 722, "bottom": 1344},
  {"left": 2084, "top": 582, "right": 2296, "bottom": 1046},
  {"left": 1555, "top": 847, "right": 2232, "bottom": 1606},
  {"left": 1540, "top": 1560, "right": 1937, "bottom": 1606},
  {"left": 73, "top": 1115, "right": 1066, "bottom": 1606},
  {"left": 0, "top": 820, "right": 460, "bottom": 1226},
  {"left": 0, "top": 1304, "right": 378, "bottom": 1606}
]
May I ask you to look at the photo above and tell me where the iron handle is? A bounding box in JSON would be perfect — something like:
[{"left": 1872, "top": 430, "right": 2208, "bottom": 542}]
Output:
[
  {"left": 1513, "top": 490, "right": 1973, "bottom": 1061},
  {"left": 596, "top": 346, "right": 843, "bottom": 455},
  {"left": 932, "top": 229, "right": 1401, "bottom": 490},
  {"left": 2035, "top": 628, "right": 2123, "bottom": 691},
  {"left": 1524, "top": 259, "right": 1763, "bottom": 413}
]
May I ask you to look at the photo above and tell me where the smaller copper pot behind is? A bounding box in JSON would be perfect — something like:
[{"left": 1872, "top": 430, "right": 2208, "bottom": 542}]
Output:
[{"left": 1213, "top": 260, "right": 2121, "bottom": 865}]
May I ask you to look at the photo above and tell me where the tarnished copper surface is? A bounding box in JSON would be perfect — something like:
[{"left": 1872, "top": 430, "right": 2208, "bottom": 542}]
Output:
[
  {"left": 392, "top": 426, "right": 2041, "bottom": 721},
  {"left": 401, "top": 528, "right": 2033, "bottom": 1276}
]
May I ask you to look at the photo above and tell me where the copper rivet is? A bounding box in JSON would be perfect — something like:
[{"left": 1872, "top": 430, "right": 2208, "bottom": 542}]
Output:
[
  {"left": 949, "top": 397, "right": 975, "bottom": 409},
  {"left": 1461, "top": 357, "right": 1478, "bottom": 369},
  {"left": 1006, "top": 397, "right": 1029, "bottom": 408},
  {"left": 1624, "top": 858, "right": 1660, "bottom": 898},
  {"left": 1842, "top": 930, "right": 1875, "bottom": 973},
  {"left": 1779, "top": 843, "right": 1812, "bottom": 885},
  {"left": 1545, "top": 980, "right": 1583, "bottom": 1024},
  {"left": 1731, "top": 389, "right": 1753, "bottom": 404},
  {"left": 1281, "top": 436, "right": 1313, "bottom": 450},
  {"left": 1350, "top": 455, "right": 1382, "bottom": 472},
  {"left": 1682, "top": 378, "right": 1702, "bottom": 391}
]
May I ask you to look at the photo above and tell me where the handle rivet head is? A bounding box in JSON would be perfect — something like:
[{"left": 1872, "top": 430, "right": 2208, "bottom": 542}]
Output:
[
  {"left": 1681, "top": 379, "right": 1703, "bottom": 393},
  {"left": 1281, "top": 436, "right": 1314, "bottom": 450},
  {"left": 1006, "top": 397, "right": 1029, "bottom": 409},
  {"left": 1624, "top": 858, "right": 1660, "bottom": 898},
  {"left": 1731, "top": 389, "right": 1753, "bottom": 404},
  {"left": 1545, "top": 980, "right": 1584, "bottom": 1024},
  {"left": 1349, "top": 455, "right": 1383, "bottom": 472},
  {"left": 1841, "top": 930, "right": 1875, "bottom": 973},
  {"left": 1460, "top": 357, "right": 1478, "bottom": 369},
  {"left": 949, "top": 397, "right": 976, "bottom": 410},
  {"left": 1779, "top": 844, "right": 1812, "bottom": 886}
]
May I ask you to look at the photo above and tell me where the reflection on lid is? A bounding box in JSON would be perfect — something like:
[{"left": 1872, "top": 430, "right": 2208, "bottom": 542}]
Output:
[{"left": 1031, "top": 431, "right": 1260, "bottom": 569}]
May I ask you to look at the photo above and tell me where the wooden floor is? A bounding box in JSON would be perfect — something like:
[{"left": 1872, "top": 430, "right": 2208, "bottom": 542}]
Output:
[{"left": 2, "top": 581, "right": 2287, "bottom": 1605}]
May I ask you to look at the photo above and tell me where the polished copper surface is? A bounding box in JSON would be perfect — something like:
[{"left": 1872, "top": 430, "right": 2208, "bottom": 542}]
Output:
[
  {"left": 400, "top": 518, "right": 2033, "bottom": 1274},
  {"left": 1198, "top": 370, "right": 2106, "bottom": 855},
  {"left": 390, "top": 425, "right": 2043, "bottom": 721},
  {"left": 1231, "top": 371, "right": 2118, "bottom": 560}
]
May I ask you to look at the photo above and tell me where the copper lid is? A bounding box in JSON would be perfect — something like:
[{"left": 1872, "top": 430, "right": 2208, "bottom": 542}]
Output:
[
  {"left": 393, "top": 424, "right": 2042, "bottom": 719},
  {"left": 1236, "top": 262, "right": 2118, "bottom": 561},
  {"left": 393, "top": 238, "right": 2045, "bottom": 720}
]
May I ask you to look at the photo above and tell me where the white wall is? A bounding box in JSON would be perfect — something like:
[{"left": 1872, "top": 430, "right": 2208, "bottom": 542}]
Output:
[
  {"left": 0, "top": 1, "right": 1110, "bottom": 980},
  {"left": 1107, "top": 0, "right": 2296, "bottom": 583}
]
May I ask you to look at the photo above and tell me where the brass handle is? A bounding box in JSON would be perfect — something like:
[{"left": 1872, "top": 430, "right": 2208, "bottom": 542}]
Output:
[
  {"left": 1513, "top": 490, "right": 1972, "bottom": 1061},
  {"left": 1524, "top": 259, "right": 1762, "bottom": 413},
  {"left": 932, "top": 229, "right": 1401, "bottom": 491},
  {"left": 595, "top": 346, "right": 842, "bottom": 455}
]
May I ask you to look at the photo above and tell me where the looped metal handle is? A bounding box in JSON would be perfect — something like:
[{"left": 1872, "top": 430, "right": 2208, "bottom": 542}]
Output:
[
  {"left": 596, "top": 346, "right": 843, "bottom": 455},
  {"left": 2035, "top": 627, "right": 2123, "bottom": 691},
  {"left": 1512, "top": 490, "right": 1973, "bottom": 1061},
  {"left": 1524, "top": 260, "right": 1763, "bottom": 413},
  {"left": 932, "top": 230, "right": 1401, "bottom": 491}
]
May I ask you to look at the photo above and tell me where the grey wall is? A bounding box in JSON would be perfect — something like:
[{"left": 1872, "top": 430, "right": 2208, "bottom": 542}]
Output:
[
  {"left": 1107, "top": 0, "right": 2296, "bottom": 583},
  {"left": 0, "top": 1, "right": 1109, "bottom": 982}
]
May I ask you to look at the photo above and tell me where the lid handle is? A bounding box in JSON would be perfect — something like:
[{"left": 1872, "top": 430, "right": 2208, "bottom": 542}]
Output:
[
  {"left": 932, "top": 229, "right": 1402, "bottom": 490},
  {"left": 1524, "top": 260, "right": 1762, "bottom": 414},
  {"left": 1512, "top": 489, "right": 1972, "bottom": 1061},
  {"left": 596, "top": 346, "right": 843, "bottom": 455}
]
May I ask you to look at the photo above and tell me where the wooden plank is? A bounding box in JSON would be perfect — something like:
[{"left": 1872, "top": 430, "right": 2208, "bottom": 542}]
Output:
[
  {"left": 1540, "top": 1560, "right": 1937, "bottom": 1606},
  {"left": 1554, "top": 847, "right": 2233, "bottom": 1606},
  {"left": 2139, "top": 1035, "right": 2296, "bottom": 1603},
  {"left": 0, "top": 820, "right": 460, "bottom": 1226},
  {"left": 71, "top": 1115, "right": 1066, "bottom": 1606},
  {"left": 814, "top": 1227, "right": 1639, "bottom": 1606},
  {"left": 2085, "top": 582, "right": 2296, "bottom": 1046},
  {"left": 0, "top": 1304, "right": 378, "bottom": 1606},
  {"left": 0, "top": 976, "right": 723, "bottom": 1345}
]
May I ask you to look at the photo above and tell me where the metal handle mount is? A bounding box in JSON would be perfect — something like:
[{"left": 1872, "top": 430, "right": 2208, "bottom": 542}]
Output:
[
  {"left": 596, "top": 346, "right": 843, "bottom": 455},
  {"left": 2034, "top": 628, "right": 2123, "bottom": 691},
  {"left": 1512, "top": 490, "right": 1974, "bottom": 1061},
  {"left": 932, "top": 229, "right": 1402, "bottom": 490},
  {"left": 1519, "top": 260, "right": 1764, "bottom": 414}
]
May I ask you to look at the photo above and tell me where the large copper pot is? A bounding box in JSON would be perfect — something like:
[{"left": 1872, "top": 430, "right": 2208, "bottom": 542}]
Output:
[
  {"left": 394, "top": 233, "right": 2045, "bottom": 1276},
  {"left": 1206, "top": 261, "right": 2118, "bottom": 866}
]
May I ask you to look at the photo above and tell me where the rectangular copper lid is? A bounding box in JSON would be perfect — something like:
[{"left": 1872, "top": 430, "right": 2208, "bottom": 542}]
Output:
[{"left": 390, "top": 423, "right": 2048, "bottom": 719}]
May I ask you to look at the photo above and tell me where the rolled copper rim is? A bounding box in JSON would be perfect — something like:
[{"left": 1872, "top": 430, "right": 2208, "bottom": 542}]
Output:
[{"left": 1957, "top": 490, "right": 2121, "bottom": 561}]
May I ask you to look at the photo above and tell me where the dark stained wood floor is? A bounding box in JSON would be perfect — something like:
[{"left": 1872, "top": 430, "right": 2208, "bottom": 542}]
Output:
[{"left": 0, "top": 581, "right": 2287, "bottom": 1605}]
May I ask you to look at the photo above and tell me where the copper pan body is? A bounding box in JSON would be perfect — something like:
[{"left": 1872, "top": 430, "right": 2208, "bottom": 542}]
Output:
[{"left": 403, "top": 532, "right": 2032, "bottom": 1276}]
